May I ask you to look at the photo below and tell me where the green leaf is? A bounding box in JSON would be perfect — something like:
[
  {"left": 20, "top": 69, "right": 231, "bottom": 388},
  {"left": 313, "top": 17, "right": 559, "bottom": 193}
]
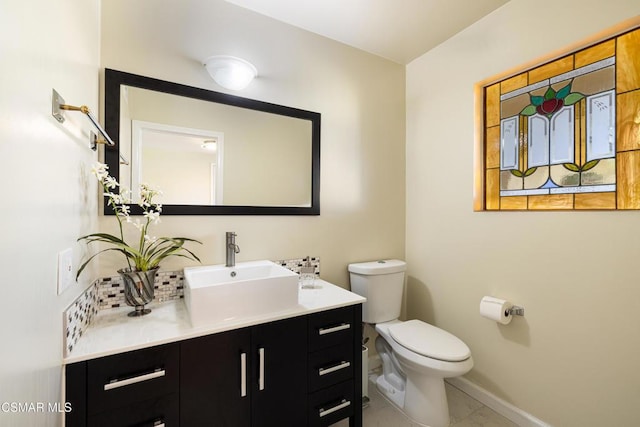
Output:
[
  {"left": 510, "top": 169, "right": 524, "bottom": 177},
  {"left": 146, "top": 237, "right": 202, "bottom": 266},
  {"left": 520, "top": 105, "right": 537, "bottom": 116},
  {"left": 76, "top": 248, "right": 129, "bottom": 280},
  {"left": 564, "top": 92, "right": 585, "bottom": 106},
  {"left": 556, "top": 82, "right": 572, "bottom": 99},
  {"left": 581, "top": 159, "right": 600, "bottom": 172},
  {"left": 563, "top": 163, "right": 580, "bottom": 172},
  {"left": 77, "top": 233, "right": 126, "bottom": 245},
  {"left": 530, "top": 95, "right": 544, "bottom": 106},
  {"left": 524, "top": 167, "right": 537, "bottom": 177},
  {"left": 544, "top": 87, "right": 556, "bottom": 100}
]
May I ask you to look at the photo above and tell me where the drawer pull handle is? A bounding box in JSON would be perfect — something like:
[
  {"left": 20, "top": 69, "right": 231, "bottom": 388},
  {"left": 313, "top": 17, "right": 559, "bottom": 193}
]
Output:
[
  {"left": 319, "top": 361, "right": 351, "bottom": 376},
  {"left": 318, "top": 323, "right": 351, "bottom": 336},
  {"left": 258, "top": 347, "right": 265, "bottom": 391},
  {"left": 104, "top": 368, "right": 165, "bottom": 391},
  {"left": 152, "top": 421, "right": 165, "bottom": 427},
  {"left": 240, "top": 352, "right": 247, "bottom": 397},
  {"left": 319, "top": 399, "right": 351, "bottom": 417}
]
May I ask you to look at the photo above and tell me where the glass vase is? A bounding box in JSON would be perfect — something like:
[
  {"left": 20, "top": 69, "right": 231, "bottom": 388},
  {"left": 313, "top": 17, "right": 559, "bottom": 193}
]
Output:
[{"left": 118, "top": 267, "right": 158, "bottom": 317}]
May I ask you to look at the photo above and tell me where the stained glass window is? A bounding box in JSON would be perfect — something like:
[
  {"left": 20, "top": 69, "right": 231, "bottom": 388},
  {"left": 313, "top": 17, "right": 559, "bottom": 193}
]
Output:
[{"left": 476, "top": 22, "right": 640, "bottom": 211}]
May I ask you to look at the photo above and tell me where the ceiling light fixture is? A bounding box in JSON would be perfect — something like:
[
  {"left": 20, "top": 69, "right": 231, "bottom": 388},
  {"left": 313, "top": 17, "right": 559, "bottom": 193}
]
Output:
[
  {"left": 201, "top": 139, "right": 218, "bottom": 150},
  {"left": 203, "top": 55, "right": 257, "bottom": 91}
]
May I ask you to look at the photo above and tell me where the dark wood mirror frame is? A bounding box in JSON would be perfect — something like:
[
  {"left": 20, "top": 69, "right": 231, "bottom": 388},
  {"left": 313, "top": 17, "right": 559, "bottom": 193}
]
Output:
[{"left": 104, "top": 68, "right": 320, "bottom": 215}]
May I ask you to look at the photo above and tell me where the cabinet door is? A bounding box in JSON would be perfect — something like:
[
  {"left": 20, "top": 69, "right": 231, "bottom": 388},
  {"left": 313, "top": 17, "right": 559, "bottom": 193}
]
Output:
[
  {"left": 180, "top": 328, "right": 252, "bottom": 427},
  {"left": 65, "top": 361, "right": 87, "bottom": 427},
  {"left": 251, "top": 316, "right": 308, "bottom": 427}
]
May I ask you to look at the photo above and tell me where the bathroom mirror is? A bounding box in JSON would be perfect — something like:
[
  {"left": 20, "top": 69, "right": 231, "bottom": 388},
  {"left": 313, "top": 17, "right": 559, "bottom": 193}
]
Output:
[{"left": 104, "top": 69, "right": 320, "bottom": 215}]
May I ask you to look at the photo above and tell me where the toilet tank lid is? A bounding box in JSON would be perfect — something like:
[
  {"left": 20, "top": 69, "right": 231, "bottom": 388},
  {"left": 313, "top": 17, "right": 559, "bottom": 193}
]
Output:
[{"left": 348, "top": 259, "right": 406, "bottom": 275}]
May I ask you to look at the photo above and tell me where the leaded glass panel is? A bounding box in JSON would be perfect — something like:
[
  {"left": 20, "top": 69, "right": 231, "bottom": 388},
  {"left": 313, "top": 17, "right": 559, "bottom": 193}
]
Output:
[{"left": 478, "top": 23, "right": 640, "bottom": 211}]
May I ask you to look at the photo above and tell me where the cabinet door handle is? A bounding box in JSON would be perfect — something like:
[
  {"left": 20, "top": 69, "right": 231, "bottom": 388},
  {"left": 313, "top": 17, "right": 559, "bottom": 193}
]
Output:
[
  {"left": 103, "top": 368, "right": 165, "bottom": 391},
  {"left": 319, "top": 361, "right": 351, "bottom": 376},
  {"left": 318, "top": 323, "right": 351, "bottom": 335},
  {"left": 319, "top": 399, "right": 351, "bottom": 417},
  {"left": 240, "top": 352, "right": 247, "bottom": 397},
  {"left": 258, "top": 347, "right": 265, "bottom": 391}
]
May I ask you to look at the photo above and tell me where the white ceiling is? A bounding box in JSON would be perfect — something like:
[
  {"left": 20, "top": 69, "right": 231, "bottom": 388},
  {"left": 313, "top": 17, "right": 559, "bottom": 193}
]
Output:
[{"left": 225, "top": 0, "right": 509, "bottom": 64}]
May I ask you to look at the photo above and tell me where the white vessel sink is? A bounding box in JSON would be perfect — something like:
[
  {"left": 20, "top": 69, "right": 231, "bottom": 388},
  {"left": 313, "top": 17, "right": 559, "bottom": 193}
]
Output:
[{"left": 183, "top": 260, "right": 299, "bottom": 327}]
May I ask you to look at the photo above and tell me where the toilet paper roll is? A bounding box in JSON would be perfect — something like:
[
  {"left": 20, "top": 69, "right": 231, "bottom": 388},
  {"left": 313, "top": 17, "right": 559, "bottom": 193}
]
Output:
[{"left": 479, "top": 296, "right": 513, "bottom": 325}]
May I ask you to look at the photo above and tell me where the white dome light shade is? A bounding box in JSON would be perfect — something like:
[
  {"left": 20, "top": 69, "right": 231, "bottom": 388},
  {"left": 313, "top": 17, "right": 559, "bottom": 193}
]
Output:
[
  {"left": 203, "top": 55, "right": 257, "bottom": 91},
  {"left": 201, "top": 139, "right": 217, "bottom": 150}
]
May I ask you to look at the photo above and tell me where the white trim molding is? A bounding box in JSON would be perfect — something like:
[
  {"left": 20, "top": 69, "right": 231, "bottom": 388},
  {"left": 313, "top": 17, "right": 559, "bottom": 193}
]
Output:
[{"left": 446, "top": 376, "right": 553, "bottom": 427}]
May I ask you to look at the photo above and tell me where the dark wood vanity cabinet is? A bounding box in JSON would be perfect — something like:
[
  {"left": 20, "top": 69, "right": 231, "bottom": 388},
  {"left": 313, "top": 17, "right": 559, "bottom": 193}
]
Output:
[
  {"left": 307, "top": 305, "right": 362, "bottom": 427},
  {"left": 180, "top": 327, "right": 251, "bottom": 426},
  {"left": 65, "top": 304, "right": 362, "bottom": 427},
  {"left": 180, "top": 316, "right": 308, "bottom": 426}
]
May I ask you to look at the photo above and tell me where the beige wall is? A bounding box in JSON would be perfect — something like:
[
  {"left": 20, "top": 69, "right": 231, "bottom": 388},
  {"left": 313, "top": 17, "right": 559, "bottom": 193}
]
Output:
[
  {"left": 142, "top": 147, "right": 216, "bottom": 205},
  {"left": 100, "top": 0, "right": 406, "bottom": 286},
  {"left": 0, "top": 0, "right": 101, "bottom": 425},
  {"left": 406, "top": 1, "right": 640, "bottom": 426}
]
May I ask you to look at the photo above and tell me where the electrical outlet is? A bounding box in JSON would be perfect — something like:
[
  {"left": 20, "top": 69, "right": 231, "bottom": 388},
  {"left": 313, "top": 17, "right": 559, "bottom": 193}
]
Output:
[{"left": 57, "top": 248, "right": 73, "bottom": 295}]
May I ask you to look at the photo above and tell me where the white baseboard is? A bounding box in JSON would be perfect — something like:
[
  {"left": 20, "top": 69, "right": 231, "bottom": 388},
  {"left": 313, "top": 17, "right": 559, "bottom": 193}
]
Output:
[{"left": 446, "top": 377, "right": 553, "bottom": 427}]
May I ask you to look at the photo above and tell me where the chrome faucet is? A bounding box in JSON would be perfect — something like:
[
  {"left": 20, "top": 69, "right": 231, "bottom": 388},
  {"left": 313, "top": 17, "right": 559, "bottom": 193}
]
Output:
[{"left": 225, "top": 232, "right": 240, "bottom": 267}]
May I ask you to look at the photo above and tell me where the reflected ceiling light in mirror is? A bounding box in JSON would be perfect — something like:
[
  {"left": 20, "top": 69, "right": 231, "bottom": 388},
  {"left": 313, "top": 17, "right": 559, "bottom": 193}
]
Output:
[
  {"left": 203, "top": 55, "right": 257, "bottom": 90},
  {"left": 201, "top": 139, "right": 218, "bottom": 150}
]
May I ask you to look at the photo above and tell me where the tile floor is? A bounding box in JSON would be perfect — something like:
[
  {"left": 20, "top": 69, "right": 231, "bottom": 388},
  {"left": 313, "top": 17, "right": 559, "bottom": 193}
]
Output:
[{"left": 331, "top": 373, "right": 517, "bottom": 427}]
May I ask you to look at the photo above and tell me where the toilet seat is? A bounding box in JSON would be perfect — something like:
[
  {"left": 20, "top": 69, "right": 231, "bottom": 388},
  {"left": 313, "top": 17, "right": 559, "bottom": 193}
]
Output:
[{"left": 388, "top": 320, "right": 470, "bottom": 362}]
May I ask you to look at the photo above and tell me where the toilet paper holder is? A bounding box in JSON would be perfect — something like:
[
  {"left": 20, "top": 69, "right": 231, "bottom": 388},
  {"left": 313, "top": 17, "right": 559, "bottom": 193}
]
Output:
[{"left": 507, "top": 306, "right": 525, "bottom": 316}]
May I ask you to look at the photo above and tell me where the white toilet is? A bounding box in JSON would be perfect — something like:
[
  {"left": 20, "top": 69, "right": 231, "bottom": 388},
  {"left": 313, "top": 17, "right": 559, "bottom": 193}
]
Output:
[{"left": 349, "top": 260, "right": 473, "bottom": 427}]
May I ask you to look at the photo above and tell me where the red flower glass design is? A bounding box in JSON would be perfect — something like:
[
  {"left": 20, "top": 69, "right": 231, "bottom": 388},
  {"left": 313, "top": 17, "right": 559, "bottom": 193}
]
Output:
[{"left": 519, "top": 81, "right": 584, "bottom": 119}]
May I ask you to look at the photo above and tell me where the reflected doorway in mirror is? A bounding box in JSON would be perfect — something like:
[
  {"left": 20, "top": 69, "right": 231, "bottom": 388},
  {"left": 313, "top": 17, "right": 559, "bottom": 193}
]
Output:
[{"left": 129, "top": 120, "right": 224, "bottom": 205}]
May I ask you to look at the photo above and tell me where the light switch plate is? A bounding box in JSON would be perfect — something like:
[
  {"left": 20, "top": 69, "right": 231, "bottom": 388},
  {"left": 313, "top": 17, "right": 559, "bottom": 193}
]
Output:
[{"left": 57, "top": 248, "right": 73, "bottom": 295}]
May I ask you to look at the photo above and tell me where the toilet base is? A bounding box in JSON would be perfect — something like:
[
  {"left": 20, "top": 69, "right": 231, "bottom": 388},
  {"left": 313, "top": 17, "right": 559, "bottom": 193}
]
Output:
[
  {"left": 404, "top": 372, "right": 449, "bottom": 427},
  {"left": 375, "top": 372, "right": 449, "bottom": 427},
  {"left": 375, "top": 374, "right": 405, "bottom": 409}
]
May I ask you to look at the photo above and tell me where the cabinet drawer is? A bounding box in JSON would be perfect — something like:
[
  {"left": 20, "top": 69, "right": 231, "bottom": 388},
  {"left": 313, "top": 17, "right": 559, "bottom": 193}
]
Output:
[
  {"left": 308, "top": 380, "right": 354, "bottom": 427},
  {"left": 308, "top": 306, "right": 355, "bottom": 352},
  {"left": 309, "top": 342, "right": 354, "bottom": 392},
  {"left": 87, "top": 343, "right": 179, "bottom": 415},
  {"left": 88, "top": 393, "right": 178, "bottom": 427}
]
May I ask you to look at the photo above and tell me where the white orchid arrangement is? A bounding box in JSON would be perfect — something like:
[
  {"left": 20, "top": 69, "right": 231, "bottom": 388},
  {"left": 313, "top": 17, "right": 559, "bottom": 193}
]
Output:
[{"left": 76, "top": 162, "right": 201, "bottom": 279}]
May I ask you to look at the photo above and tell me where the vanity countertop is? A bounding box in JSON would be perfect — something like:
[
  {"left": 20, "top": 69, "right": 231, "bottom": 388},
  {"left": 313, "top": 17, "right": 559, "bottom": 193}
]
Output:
[{"left": 64, "top": 280, "right": 365, "bottom": 364}]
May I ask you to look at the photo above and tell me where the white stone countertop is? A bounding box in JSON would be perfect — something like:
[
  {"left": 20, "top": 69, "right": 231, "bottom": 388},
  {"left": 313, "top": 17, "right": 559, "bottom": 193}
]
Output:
[{"left": 64, "top": 280, "right": 365, "bottom": 364}]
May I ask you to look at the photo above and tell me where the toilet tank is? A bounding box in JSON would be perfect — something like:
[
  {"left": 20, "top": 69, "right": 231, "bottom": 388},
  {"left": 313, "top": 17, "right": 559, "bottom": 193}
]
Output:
[{"left": 348, "top": 260, "right": 406, "bottom": 324}]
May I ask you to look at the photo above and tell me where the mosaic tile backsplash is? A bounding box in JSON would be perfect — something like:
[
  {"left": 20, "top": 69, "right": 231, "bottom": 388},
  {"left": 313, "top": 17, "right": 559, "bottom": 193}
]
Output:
[
  {"left": 64, "top": 283, "right": 99, "bottom": 354},
  {"left": 274, "top": 256, "right": 320, "bottom": 277},
  {"left": 64, "top": 257, "right": 320, "bottom": 355},
  {"left": 97, "top": 270, "right": 184, "bottom": 310}
]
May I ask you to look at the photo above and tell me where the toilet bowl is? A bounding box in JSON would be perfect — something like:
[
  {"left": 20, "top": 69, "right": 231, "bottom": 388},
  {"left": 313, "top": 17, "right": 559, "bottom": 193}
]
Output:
[
  {"left": 375, "top": 320, "right": 473, "bottom": 426},
  {"left": 348, "top": 260, "right": 473, "bottom": 427}
]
